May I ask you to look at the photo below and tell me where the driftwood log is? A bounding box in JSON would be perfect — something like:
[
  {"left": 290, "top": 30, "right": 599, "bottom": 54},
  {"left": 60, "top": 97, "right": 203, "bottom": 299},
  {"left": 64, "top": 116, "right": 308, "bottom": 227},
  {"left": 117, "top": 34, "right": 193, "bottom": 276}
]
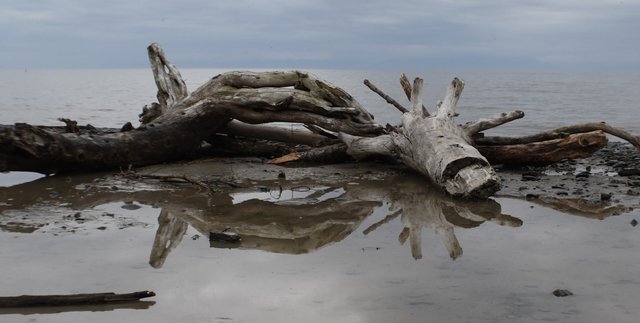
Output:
[
  {"left": 0, "top": 291, "right": 155, "bottom": 308},
  {"left": 2, "top": 43, "right": 639, "bottom": 199}
]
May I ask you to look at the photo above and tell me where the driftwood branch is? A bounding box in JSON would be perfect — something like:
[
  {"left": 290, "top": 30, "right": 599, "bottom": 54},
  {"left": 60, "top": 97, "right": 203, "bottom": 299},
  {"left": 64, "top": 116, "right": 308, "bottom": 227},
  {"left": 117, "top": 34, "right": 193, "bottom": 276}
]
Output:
[
  {"left": 400, "top": 73, "right": 429, "bottom": 116},
  {"left": 363, "top": 79, "right": 408, "bottom": 113},
  {"left": 475, "top": 122, "right": 640, "bottom": 149},
  {"left": 464, "top": 110, "right": 525, "bottom": 135},
  {"left": 478, "top": 131, "right": 608, "bottom": 165},
  {"left": 0, "top": 291, "right": 155, "bottom": 308}
]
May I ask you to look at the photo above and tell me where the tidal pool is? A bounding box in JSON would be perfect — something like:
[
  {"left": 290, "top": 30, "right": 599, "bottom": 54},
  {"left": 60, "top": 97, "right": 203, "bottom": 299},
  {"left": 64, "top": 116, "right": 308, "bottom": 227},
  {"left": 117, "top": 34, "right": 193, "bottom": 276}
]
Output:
[{"left": 1, "top": 165, "right": 639, "bottom": 323}]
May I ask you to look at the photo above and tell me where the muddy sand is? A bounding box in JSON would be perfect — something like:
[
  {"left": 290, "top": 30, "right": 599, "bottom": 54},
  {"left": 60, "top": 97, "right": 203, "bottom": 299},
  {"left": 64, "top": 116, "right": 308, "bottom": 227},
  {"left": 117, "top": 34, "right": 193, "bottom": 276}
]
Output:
[{"left": 0, "top": 142, "right": 639, "bottom": 323}]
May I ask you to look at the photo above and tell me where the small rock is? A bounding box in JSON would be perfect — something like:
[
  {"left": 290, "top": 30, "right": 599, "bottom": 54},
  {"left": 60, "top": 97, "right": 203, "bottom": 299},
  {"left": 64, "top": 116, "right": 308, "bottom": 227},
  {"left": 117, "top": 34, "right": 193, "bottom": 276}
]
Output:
[
  {"left": 120, "top": 122, "right": 134, "bottom": 132},
  {"left": 525, "top": 193, "right": 540, "bottom": 199},
  {"left": 575, "top": 171, "right": 590, "bottom": 178},
  {"left": 521, "top": 175, "right": 539, "bottom": 182},
  {"left": 631, "top": 219, "right": 638, "bottom": 227},
  {"left": 612, "top": 161, "right": 627, "bottom": 169},
  {"left": 121, "top": 202, "right": 141, "bottom": 210},
  {"left": 209, "top": 231, "right": 241, "bottom": 243},
  {"left": 619, "top": 168, "right": 640, "bottom": 176},
  {"left": 600, "top": 193, "right": 612, "bottom": 201},
  {"left": 192, "top": 234, "right": 200, "bottom": 240},
  {"left": 626, "top": 189, "right": 639, "bottom": 196},
  {"left": 277, "top": 171, "right": 286, "bottom": 179},
  {"left": 97, "top": 226, "right": 107, "bottom": 230},
  {"left": 552, "top": 289, "right": 573, "bottom": 297}
]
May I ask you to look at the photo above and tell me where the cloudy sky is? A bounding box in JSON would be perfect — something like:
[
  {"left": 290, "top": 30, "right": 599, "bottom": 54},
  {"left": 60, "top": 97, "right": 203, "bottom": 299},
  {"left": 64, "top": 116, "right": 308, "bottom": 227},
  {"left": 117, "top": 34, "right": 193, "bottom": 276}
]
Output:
[{"left": 1, "top": 0, "right": 638, "bottom": 70}]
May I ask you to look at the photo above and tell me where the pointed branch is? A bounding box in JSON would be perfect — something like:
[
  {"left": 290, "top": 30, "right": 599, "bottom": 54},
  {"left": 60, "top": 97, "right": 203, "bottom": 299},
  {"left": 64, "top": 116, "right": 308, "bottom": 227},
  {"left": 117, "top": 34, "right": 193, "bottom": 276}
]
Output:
[
  {"left": 410, "top": 78, "right": 426, "bottom": 117},
  {"left": 363, "top": 79, "right": 408, "bottom": 113},
  {"left": 147, "top": 43, "right": 188, "bottom": 111},
  {"left": 463, "top": 110, "right": 525, "bottom": 135},
  {"left": 400, "top": 73, "right": 429, "bottom": 116},
  {"left": 436, "top": 78, "right": 464, "bottom": 119}
]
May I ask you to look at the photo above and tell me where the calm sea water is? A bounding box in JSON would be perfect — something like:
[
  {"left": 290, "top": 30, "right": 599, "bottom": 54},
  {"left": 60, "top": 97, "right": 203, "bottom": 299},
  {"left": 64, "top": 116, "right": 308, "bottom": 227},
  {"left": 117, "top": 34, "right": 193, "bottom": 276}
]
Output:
[
  {"left": 1, "top": 69, "right": 639, "bottom": 136},
  {"left": 1, "top": 70, "right": 640, "bottom": 323}
]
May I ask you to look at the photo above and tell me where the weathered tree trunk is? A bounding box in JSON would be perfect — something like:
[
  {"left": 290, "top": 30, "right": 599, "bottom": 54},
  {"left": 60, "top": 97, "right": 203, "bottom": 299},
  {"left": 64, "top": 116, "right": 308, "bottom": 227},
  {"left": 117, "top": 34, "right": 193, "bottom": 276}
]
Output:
[
  {"left": 0, "top": 44, "right": 381, "bottom": 174},
  {"left": 477, "top": 131, "right": 608, "bottom": 165},
  {"left": 340, "top": 78, "right": 517, "bottom": 198}
]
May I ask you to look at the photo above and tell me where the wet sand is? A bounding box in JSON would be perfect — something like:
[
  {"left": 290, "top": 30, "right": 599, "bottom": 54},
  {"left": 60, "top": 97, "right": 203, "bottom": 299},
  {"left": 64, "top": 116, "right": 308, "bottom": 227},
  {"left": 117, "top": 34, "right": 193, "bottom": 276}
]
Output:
[{"left": 1, "top": 144, "right": 639, "bottom": 323}]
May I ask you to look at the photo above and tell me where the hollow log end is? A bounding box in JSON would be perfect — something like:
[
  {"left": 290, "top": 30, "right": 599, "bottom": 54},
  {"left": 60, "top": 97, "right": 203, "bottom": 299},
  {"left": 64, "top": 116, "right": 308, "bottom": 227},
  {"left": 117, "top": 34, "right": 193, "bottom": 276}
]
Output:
[{"left": 443, "top": 164, "right": 500, "bottom": 199}]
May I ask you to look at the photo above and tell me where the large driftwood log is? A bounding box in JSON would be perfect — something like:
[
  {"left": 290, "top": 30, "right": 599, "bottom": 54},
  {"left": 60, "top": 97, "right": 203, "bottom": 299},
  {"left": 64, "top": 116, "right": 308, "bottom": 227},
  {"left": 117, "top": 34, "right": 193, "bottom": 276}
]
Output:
[
  {"left": 478, "top": 131, "right": 608, "bottom": 165},
  {"left": 2, "top": 43, "right": 639, "bottom": 199},
  {"left": 340, "top": 78, "right": 517, "bottom": 198},
  {"left": 0, "top": 44, "right": 381, "bottom": 174}
]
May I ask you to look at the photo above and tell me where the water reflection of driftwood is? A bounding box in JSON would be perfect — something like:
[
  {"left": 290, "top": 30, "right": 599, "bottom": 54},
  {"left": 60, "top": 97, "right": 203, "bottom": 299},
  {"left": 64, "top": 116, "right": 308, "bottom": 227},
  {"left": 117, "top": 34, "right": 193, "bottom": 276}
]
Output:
[
  {"left": 150, "top": 191, "right": 380, "bottom": 267},
  {"left": 149, "top": 210, "right": 188, "bottom": 268},
  {"left": 3, "top": 172, "right": 521, "bottom": 264},
  {"left": 532, "top": 197, "right": 630, "bottom": 219},
  {"left": 359, "top": 177, "right": 522, "bottom": 260},
  {"left": 0, "top": 301, "right": 155, "bottom": 315}
]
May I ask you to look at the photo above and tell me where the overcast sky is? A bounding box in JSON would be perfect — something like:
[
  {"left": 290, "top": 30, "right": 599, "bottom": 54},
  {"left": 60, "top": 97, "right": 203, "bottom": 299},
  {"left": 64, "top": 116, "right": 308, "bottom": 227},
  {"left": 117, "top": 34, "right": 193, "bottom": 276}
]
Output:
[{"left": 1, "top": 0, "right": 638, "bottom": 70}]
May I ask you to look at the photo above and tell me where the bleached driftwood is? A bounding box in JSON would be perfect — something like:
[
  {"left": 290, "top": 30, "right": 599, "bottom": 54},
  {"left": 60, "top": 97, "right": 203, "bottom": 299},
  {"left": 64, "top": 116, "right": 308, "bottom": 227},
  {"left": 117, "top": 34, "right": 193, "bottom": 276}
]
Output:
[
  {"left": 340, "top": 77, "right": 516, "bottom": 198},
  {"left": 2, "top": 42, "right": 639, "bottom": 199},
  {"left": 0, "top": 44, "right": 381, "bottom": 174}
]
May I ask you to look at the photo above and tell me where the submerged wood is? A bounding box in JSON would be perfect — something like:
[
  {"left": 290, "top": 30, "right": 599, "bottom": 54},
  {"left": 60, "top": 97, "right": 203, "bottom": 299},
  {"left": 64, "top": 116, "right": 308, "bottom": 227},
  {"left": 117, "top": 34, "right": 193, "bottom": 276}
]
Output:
[{"left": 0, "top": 291, "right": 155, "bottom": 308}]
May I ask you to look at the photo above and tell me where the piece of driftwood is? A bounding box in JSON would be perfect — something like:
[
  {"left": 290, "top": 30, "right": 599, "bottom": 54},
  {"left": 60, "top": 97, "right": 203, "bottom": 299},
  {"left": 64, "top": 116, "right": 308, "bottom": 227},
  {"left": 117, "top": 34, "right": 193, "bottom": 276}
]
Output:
[
  {"left": 2, "top": 43, "right": 639, "bottom": 199},
  {"left": 478, "top": 131, "right": 608, "bottom": 165},
  {"left": 340, "top": 77, "right": 517, "bottom": 198},
  {"left": 0, "top": 44, "right": 380, "bottom": 174},
  {"left": 0, "top": 291, "right": 155, "bottom": 308}
]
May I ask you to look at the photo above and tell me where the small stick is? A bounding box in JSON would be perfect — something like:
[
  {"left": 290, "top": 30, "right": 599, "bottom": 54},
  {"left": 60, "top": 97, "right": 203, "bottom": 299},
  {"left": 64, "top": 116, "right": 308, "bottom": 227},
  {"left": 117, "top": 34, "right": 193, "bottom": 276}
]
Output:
[{"left": 363, "top": 79, "right": 408, "bottom": 113}]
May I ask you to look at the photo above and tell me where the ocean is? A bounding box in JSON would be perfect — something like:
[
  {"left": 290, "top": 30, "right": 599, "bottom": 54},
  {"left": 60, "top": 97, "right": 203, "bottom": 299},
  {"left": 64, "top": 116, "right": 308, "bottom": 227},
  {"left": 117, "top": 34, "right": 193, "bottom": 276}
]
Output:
[
  {"left": 1, "top": 69, "right": 640, "bottom": 323},
  {"left": 1, "top": 69, "right": 639, "bottom": 136}
]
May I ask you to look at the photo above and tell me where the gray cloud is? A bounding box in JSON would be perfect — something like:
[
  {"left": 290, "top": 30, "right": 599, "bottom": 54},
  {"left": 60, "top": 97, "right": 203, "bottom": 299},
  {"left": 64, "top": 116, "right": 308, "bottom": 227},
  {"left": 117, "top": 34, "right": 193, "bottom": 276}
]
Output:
[{"left": 1, "top": 0, "right": 638, "bottom": 69}]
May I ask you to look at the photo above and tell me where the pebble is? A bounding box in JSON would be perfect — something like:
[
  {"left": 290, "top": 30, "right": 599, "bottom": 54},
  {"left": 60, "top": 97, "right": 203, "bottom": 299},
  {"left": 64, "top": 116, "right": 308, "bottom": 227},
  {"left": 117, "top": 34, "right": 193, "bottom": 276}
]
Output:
[
  {"left": 121, "top": 202, "right": 141, "bottom": 210},
  {"left": 619, "top": 168, "right": 640, "bottom": 176},
  {"left": 552, "top": 289, "right": 573, "bottom": 297},
  {"left": 575, "top": 171, "right": 590, "bottom": 178}
]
